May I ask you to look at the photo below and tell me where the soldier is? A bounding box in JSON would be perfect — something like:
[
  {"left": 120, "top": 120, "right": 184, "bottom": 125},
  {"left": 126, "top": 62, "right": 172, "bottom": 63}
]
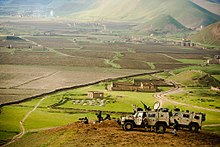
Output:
[
  {"left": 97, "top": 111, "right": 103, "bottom": 123},
  {"left": 84, "top": 117, "right": 89, "bottom": 124},
  {"left": 104, "top": 114, "right": 111, "bottom": 120},
  {"left": 172, "top": 119, "right": 179, "bottom": 136}
]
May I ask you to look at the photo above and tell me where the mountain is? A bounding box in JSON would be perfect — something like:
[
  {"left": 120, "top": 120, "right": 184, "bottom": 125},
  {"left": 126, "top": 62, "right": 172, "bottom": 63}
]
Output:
[
  {"left": 48, "top": 0, "right": 97, "bottom": 15},
  {"left": 0, "top": 0, "right": 220, "bottom": 29},
  {"left": 190, "top": 21, "right": 220, "bottom": 46},
  {"left": 191, "top": 0, "right": 220, "bottom": 15},
  {"left": 0, "top": 0, "right": 97, "bottom": 16},
  {"left": 208, "top": 0, "right": 220, "bottom": 3},
  {"left": 135, "top": 15, "right": 187, "bottom": 34},
  {"left": 0, "top": 0, "right": 52, "bottom": 5},
  {"left": 73, "top": 0, "right": 220, "bottom": 28},
  {"left": 168, "top": 70, "right": 220, "bottom": 87}
]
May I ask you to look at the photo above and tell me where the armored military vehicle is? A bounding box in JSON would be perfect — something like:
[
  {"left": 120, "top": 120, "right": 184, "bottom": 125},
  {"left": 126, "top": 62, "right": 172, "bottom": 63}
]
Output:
[
  {"left": 119, "top": 102, "right": 205, "bottom": 133},
  {"left": 170, "top": 108, "right": 205, "bottom": 132}
]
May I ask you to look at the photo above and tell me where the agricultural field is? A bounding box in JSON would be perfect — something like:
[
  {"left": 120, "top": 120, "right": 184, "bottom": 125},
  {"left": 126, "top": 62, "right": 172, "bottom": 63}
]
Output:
[
  {"left": 0, "top": 17, "right": 219, "bottom": 105},
  {"left": 0, "top": 64, "right": 151, "bottom": 105},
  {"left": 1, "top": 77, "right": 220, "bottom": 145},
  {"left": 0, "top": 17, "right": 220, "bottom": 146}
]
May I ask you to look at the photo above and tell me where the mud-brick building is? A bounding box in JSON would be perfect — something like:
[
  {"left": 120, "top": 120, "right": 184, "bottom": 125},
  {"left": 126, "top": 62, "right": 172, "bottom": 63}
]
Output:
[
  {"left": 133, "top": 79, "right": 172, "bottom": 87},
  {"left": 108, "top": 81, "right": 157, "bottom": 92},
  {"left": 88, "top": 91, "right": 104, "bottom": 98},
  {"left": 181, "top": 39, "right": 196, "bottom": 47}
]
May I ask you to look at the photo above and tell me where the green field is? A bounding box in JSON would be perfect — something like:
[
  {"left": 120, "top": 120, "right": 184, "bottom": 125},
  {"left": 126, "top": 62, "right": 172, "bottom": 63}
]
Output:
[
  {"left": 173, "top": 64, "right": 220, "bottom": 75},
  {"left": 168, "top": 87, "right": 220, "bottom": 109},
  {"left": 1, "top": 77, "right": 220, "bottom": 144},
  {"left": 0, "top": 106, "right": 32, "bottom": 144},
  {"left": 177, "top": 59, "right": 205, "bottom": 65}
]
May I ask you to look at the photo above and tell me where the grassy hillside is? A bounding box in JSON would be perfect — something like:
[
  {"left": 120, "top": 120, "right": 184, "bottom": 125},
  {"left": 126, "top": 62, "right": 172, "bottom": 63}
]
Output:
[
  {"left": 168, "top": 70, "right": 220, "bottom": 87},
  {"left": 190, "top": 21, "right": 220, "bottom": 46},
  {"left": 73, "top": 0, "right": 220, "bottom": 27},
  {"left": 136, "top": 15, "right": 187, "bottom": 34}
]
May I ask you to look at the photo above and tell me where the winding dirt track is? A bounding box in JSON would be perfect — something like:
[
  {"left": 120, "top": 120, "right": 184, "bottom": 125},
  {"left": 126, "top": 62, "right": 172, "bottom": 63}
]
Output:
[
  {"left": 2, "top": 96, "right": 47, "bottom": 147},
  {"left": 154, "top": 81, "right": 220, "bottom": 113}
]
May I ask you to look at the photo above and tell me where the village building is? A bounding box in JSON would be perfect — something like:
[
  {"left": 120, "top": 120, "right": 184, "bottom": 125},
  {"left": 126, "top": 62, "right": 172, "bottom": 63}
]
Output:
[
  {"left": 7, "top": 44, "right": 13, "bottom": 49},
  {"left": 181, "top": 39, "right": 196, "bottom": 47},
  {"left": 133, "top": 79, "right": 172, "bottom": 87},
  {"left": 174, "top": 38, "right": 196, "bottom": 47},
  {"left": 88, "top": 91, "right": 104, "bottom": 98},
  {"left": 108, "top": 81, "right": 157, "bottom": 92}
]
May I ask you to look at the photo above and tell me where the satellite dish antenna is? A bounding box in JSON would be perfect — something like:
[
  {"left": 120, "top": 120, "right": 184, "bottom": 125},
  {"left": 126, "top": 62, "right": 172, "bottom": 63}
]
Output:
[{"left": 153, "top": 101, "right": 160, "bottom": 110}]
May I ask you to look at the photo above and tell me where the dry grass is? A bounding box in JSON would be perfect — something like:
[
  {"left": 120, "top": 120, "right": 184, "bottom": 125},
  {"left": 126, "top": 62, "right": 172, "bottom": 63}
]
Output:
[{"left": 8, "top": 121, "right": 220, "bottom": 147}]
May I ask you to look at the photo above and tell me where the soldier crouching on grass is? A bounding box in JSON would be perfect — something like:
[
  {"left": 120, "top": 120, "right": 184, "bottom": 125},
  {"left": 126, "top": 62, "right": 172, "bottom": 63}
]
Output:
[
  {"left": 84, "top": 117, "right": 89, "bottom": 124},
  {"left": 96, "top": 111, "right": 103, "bottom": 123},
  {"left": 172, "top": 119, "right": 179, "bottom": 136},
  {"left": 79, "top": 117, "right": 89, "bottom": 124}
]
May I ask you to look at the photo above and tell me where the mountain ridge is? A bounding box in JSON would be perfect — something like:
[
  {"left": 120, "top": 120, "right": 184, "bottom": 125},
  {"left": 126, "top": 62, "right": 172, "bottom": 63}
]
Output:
[
  {"left": 191, "top": 21, "right": 220, "bottom": 46},
  {"left": 72, "top": 0, "right": 220, "bottom": 28},
  {"left": 0, "top": 0, "right": 220, "bottom": 29}
]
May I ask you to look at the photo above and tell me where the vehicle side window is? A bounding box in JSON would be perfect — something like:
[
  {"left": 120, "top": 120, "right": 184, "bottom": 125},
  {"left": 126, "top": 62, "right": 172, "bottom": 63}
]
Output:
[
  {"left": 194, "top": 115, "right": 200, "bottom": 120},
  {"left": 183, "top": 114, "right": 190, "bottom": 118},
  {"left": 138, "top": 113, "right": 143, "bottom": 117},
  {"left": 148, "top": 113, "right": 156, "bottom": 117}
]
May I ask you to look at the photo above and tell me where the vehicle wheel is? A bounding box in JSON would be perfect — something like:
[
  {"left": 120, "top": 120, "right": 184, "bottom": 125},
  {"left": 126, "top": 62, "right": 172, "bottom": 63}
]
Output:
[
  {"left": 123, "top": 122, "right": 134, "bottom": 131},
  {"left": 156, "top": 123, "right": 166, "bottom": 133},
  {"left": 189, "top": 123, "right": 199, "bottom": 132}
]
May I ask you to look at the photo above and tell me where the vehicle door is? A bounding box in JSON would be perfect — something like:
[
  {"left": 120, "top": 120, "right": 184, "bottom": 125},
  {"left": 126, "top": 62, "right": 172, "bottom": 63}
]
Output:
[
  {"left": 147, "top": 112, "right": 157, "bottom": 126},
  {"left": 181, "top": 113, "right": 190, "bottom": 125},
  {"left": 134, "top": 112, "right": 143, "bottom": 125}
]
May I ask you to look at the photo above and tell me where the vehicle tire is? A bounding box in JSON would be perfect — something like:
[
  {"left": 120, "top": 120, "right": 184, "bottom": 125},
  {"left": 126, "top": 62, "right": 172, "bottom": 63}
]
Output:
[
  {"left": 156, "top": 123, "right": 166, "bottom": 133},
  {"left": 123, "top": 122, "right": 134, "bottom": 131},
  {"left": 189, "top": 123, "right": 199, "bottom": 132}
]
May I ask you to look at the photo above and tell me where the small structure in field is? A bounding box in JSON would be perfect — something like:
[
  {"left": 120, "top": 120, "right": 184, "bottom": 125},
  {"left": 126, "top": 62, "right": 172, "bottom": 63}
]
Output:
[
  {"left": 88, "top": 91, "right": 104, "bottom": 98},
  {"left": 211, "top": 86, "right": 220, "bottom": 92},
  {"left": 207, "top": 55, "right": 220, "bottom": 65},
  {"left": 7, "top": 44, "right": 13, "bottom": 49}
]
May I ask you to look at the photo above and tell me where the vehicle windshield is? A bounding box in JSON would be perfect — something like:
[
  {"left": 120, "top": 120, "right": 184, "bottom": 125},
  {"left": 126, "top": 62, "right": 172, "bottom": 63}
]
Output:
[{"left": 134, "top": 112, "right": 143, "bottom": 118}]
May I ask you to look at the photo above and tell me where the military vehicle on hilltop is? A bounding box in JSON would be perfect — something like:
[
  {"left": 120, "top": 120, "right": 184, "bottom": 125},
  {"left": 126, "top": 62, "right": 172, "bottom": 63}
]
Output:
[{"left": 119, "top": 102, "right": 205, "bottom": 133}]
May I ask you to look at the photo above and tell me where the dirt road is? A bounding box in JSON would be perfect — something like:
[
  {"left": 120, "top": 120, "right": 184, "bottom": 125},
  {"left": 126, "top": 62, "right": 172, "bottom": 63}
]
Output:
[
  {"left": 2, "top": 96, "right": 47, "bottom": 147},
  {"left": 154, "top": 81, "right": 220, "bottom": 113}
]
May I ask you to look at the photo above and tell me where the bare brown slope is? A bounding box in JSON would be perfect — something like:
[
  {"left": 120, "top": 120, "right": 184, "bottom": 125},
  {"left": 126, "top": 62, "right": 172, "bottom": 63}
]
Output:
[
  {"left": 191, "top": 0, "right": 220, "bottom": 15},
  {"left": 7, "top": 120, "right": 220, "bottom": 147}
]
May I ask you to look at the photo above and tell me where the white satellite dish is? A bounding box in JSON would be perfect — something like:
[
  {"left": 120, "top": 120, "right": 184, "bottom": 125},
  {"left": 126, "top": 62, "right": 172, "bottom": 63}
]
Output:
[{"left": 153, "top": 101, "right": 160, "bottom": 110}]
